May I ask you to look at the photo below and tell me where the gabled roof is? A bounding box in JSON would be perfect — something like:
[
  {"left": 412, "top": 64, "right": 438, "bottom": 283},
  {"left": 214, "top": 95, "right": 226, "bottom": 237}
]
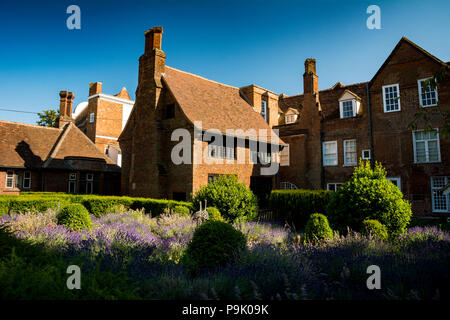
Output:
[
  {"left": 162, "top": 66, "right": 284, "bottom": 144},
  {"left": 369, "top": 37, "right": 447, "bottom": 85},
  {"left": 114, "top": 87, "right": 132, "bottom": 100},
  {"left": 338, "top": 89, "right": 362, "bottom": 101},
  {"left": 0, "top": 120, "right": 119, "bottom": 171}
]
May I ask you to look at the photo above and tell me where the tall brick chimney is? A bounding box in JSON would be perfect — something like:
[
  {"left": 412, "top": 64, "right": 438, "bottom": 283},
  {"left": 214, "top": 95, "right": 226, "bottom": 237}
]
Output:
[
  {"left": 303, "top": 58, "right": 318, "bottom": 94},
  {"left": 89, "top": 82, "right": 102, "bottom": 96},
  {"left": 58, "top": 91, "right": 74, "bottom": 128},
  {"left": 137, "top": 26, "right": 166, "bottom": 94}
]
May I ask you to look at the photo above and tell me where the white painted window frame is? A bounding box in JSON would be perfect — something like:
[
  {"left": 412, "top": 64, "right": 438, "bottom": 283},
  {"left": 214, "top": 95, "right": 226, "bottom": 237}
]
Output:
[
  {"left": 327, "top": 183, "right": 343, "bottom": 192},
  {"left": 280, "top": 144, "right": 290, "bottom": 166},
  {"left": 386, "top": 177, "right": 401, "bottom": 192},
  {"left": 339, "top": 99, "right": 356, "bottom": 119},
  {"left": 382, "top": 84, "right": 401, "bottom": 113},
  {"left": 417, "top": 78, "right": 438, "bottom": 108},
  {"left": 5, "top": 170, "right": 14, "bottom": 188},
  {"left": 362, "top": 149, "right": 371, "bottom": 160},
  {"left": 412, "top": 129, "right": 441, "bottom": 163},
  {"left": 431, "top": 176, "right": 450, "bottom": 213},
  {"left": 23, "top": 171, "right": 31, "bottom": 189},
  {"left": 343, "top": 139, "right": 357, "bottom": 166},
  {"left": 89, "top": 113, "right": 95, "bottom": 123},
  {"left": 322, "top": 141, "right": 338, "bottom": 166}
]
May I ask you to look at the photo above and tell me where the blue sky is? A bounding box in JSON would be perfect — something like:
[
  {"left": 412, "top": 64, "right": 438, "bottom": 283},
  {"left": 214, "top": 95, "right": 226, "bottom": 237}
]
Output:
[{"left": 0, "top": 0, "right": 449, "bottom": 124}]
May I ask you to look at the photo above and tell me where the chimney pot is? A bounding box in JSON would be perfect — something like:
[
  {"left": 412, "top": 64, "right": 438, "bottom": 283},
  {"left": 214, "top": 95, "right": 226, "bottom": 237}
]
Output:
[
  {"left": 89, "top": 82, "right": 102, "bottom": 96},
  {"left": 144, "top": 26, "right": 163, "bottom": 54}
]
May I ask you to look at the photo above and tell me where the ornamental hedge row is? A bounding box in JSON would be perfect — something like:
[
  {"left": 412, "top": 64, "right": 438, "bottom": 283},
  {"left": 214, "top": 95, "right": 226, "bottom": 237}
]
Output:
[
  {"left": 0, "top": 193, "right": 192, "bottom": 217},
  {"left": 268, "top": 189, "right": 332, "bottom": 230}
]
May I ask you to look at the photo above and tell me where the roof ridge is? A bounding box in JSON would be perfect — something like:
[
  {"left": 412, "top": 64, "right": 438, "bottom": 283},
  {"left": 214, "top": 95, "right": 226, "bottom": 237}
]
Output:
[
  {"left": 164, "top": 66, "right": 240, "bottom": 90},
  {"left": 0, "top": 120, "right": 62, "bottom": 130},
  {"left": 43, "top": 122, "right": 73, "bottom": 167},
  {"left": 280, "top": 81, "right": 369, "bottom": 99}
]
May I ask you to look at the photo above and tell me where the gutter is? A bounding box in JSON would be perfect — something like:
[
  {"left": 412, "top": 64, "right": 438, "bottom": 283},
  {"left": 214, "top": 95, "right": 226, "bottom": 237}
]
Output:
[{"left": 366, "top": 83, "right": 375, "bottom": 168}]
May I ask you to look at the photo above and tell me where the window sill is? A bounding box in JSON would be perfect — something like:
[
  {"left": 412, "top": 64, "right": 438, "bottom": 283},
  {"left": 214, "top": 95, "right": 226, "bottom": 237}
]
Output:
[
  {"left": 383, "top": 109, "right": 401, "bottom": 113},
  {"left": 343, "top": 164, "right": 357, "bottom": 167},
  {"left": 414, "top": 161, "right": 441, "bottom": 164},
  {"left": 420, "top": 105, "right": 437, "bottom": 108}
]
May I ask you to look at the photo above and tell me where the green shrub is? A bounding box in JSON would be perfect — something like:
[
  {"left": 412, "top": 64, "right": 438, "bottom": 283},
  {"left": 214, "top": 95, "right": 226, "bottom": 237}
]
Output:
[
  {"left": 207, "top": 206, "right": 224, "bottom": 222},
  {"left": 7, "top": 197, "right": 70, "bottom": 214},
  {"left": 192, "top": 175, "right": 258, "bottom": 222},
  {"left": 130, "top": 198, "right": 192, "bottom": 217},
  {"left": 182, "top": 221, "right": 246, "bottom": 272},
  {"left": 304, "top": 213, "right": 333, "bottom": 243},
  {"left": 81, "top": 196, "right": 133, "bottom": 217},
  {"left": 326, "top": 160, "right": 412, "bottom": 238},
  {"left": 268, "top": 189, "right": 332, "bottom": 229},
  {"left": 56, "top": 203, "right": 92, "bottom": 231},
  {"left": 361, "top": 219, "right": 388, "bottom": 240},
  {"left": 0, "top": 198, "right": 11, "bottom": 216},
  {"left": 172, "top": 205, "right": 191, "bottom": 217}
]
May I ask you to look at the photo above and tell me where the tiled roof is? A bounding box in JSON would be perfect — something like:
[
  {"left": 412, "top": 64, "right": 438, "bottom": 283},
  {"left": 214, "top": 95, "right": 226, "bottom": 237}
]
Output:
[
  {"left": 0, "top": 120, "right": 118, "bottom": 171},
  {"left": 162, "top": 66, "right": 284, "bottom": 144}
]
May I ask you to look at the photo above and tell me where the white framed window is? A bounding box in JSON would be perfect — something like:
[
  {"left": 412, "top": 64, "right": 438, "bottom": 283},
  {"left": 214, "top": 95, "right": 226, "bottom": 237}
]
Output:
[
  {"left": 261, "top": 100, "right": 268, "bottom": 122},
  {"left": 327, "top": 183, "right": 343, "bottom": 192},
  {"left": 89, "top": 113, "right": 95, "bottom": 123},
  {"left": 323, "top": 141, "right": 338, "bottom": 166},
  {"left": 68, "top": 173, "right": 77, "bottom": 193},
  {"left": 23, "top": 171, "right": 31, "bottom": 189},
  {"left": 86, "top": 173, "right": 93, "bottom": 194},
  {"left": 5, "top": 170, "right": 14, "bottom": 188},
  {"left": 431, "top": 176, "right": 450, "bottom": 212},
  {"left": 362, "top": 149, "right": 371, "bottom": 160},
  {"left": 339, "top": 100, "right": 356, "bottom": 118},
  {"left": 382, "top": 84, "right": 401, "bottom": 112},
  {"left": 280, "top": 144, "right": 289, "bottom": 166},
  {"left": 413, "top": 129, "right": 440, "bottom": 163},
  {"left": 343, "top": 139, "right": 357, "bottom": 166},
  {"left": 418, "top": 78, "right": 438, "bottom": 107},
  {"left": 208, "top": 144, "right": 235, "bottom": 160},
  {"left": 285, "top": 114, "right": 297, "bottom": 124},
  {"left": 280, "top": 182, "right": 297, "bottom": 189},
  {"left": 386, "top": 177, "right": 401, "bottom": 191}
]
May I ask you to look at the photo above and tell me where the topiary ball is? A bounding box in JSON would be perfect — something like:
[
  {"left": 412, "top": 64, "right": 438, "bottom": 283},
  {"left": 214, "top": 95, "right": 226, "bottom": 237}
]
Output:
[
  {"left": 361, "top": 219, "right": 388, "bottom": 240},
  {"left": 305, "top": 213, "right": 333, "bottom": 243},
  {"left": 207, "top": 206, "right": 224, "bottom": 222},
  {"left": 172, "top": 205, "right": 191, "bottom": 217},
  {"left": 57, "top": 203, "right": 92, "bottom": 231},
  {"left": 182, "top": 221, "right": 246, "bottom": 272},
  {"left": 192, "top": 175, "right": 258, "bottom": 222}
]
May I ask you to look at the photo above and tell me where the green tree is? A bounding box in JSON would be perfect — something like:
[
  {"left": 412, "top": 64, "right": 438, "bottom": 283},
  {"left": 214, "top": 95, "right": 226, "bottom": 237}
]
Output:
[
  {"left": 37, "top": 109, "right": 59, "bottom": 127},
  {"left": 326, "top": 160, "right": 412, "bottom": 238}
]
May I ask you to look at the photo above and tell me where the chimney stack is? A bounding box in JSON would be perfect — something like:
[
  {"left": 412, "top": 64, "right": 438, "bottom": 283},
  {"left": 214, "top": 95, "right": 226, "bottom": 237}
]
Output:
[
  {"left": 58, "top": 90, "right": 75, "bottom": 128},
  {"left": 303, "top": 58, "right": 318, "bottom": 94},
  {"left": 144, "top": 26, "right": 163, "bottom": 54},
  {"left": 89, "top": 82, "right": 102, "bottom": 96}
]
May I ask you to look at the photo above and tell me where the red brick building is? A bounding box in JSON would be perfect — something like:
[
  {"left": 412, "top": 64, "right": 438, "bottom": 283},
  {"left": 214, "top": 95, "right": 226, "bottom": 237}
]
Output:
[
  {"left": 276, "top": 38, "right": 450, "bottom": 217},
  {"left": 119, "top": 27, "right": 285, "bottom": 202},
  {"left": 119, "top": 29, "right": 448, "bottom": 216},
  {"left": 0, "top": 91, "right": 120, "bottom": 195},
  {"left": 72, "top": 82, "right": 135, "bottom": 166}
]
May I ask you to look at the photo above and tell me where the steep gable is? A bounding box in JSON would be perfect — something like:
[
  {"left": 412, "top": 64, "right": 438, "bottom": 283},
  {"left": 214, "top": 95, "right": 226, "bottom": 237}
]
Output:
[{"left": 370, "top": 37, "right": 446, "bottom": 86}]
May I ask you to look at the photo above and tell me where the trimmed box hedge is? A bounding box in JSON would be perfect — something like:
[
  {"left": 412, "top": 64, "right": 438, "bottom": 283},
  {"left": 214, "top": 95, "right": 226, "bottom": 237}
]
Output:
[
  {"left": 268, "top": 189, "right": 332, "bottom": 230},
  {"left": 0, "top": 193, "right": 193, "bottom": 217}
]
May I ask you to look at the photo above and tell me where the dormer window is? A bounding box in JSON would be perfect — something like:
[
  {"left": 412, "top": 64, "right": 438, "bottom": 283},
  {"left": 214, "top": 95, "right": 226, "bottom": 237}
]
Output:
[
  {"left": 285, "top": 114, "right": 297, "bottom": 124},
  {"left": 340, "top": 100, "right": 356, "bottom": 118},
  {"left": 338, "top": 90, "right": 361, "bottom": 119}
]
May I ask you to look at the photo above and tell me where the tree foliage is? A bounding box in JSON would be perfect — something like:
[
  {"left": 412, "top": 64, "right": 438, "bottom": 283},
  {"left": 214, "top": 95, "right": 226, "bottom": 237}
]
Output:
[{"left": 37, "top": 109, "right": 59, "bottom": 127}]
